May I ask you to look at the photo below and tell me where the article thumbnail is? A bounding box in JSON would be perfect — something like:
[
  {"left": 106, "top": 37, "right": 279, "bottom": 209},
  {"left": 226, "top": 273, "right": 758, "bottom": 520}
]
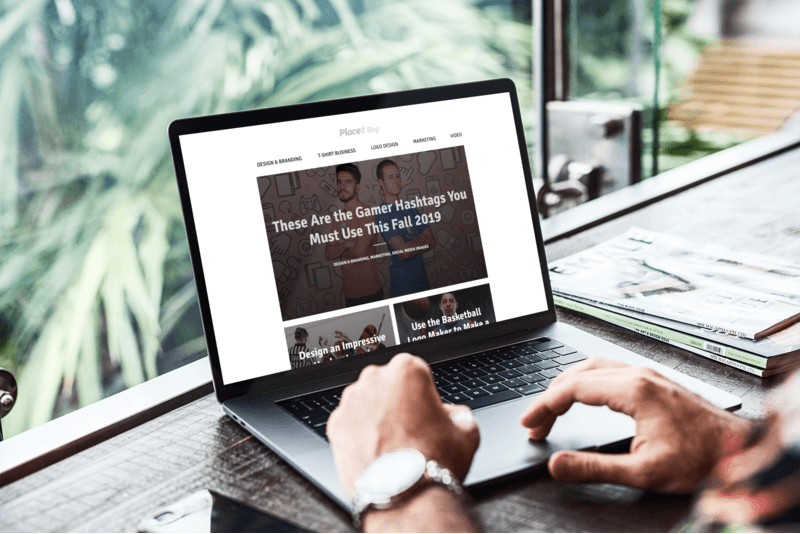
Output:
[
  {"left": 284, "top": 306, "right": 396, "bottom": 369},
  {"left": 393, "top": 284, "right": 496, "bottom": 344},
  {"left": 258, "top": 147, "right": 488, "bottom": 321}
]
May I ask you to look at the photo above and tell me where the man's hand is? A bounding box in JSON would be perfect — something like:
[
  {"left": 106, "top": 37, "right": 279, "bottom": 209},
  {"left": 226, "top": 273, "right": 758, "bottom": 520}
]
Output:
[
  {"left": 327, "top": 353, "right": 480, "bottom": 497},
  {"left": 520, "top": 357, "right": 750, "bottom": 493}
]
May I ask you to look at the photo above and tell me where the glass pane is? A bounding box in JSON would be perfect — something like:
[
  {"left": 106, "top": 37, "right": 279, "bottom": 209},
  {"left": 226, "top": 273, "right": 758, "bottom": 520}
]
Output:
[
  {"left": 0, "top": 0, "right": 534, "bottom": 438},
  {"left": 563, "top": 0, "right": 797, "bottom": 183},
  {"left": 661, "top": 0, "right": 800, "bottom": 172}
]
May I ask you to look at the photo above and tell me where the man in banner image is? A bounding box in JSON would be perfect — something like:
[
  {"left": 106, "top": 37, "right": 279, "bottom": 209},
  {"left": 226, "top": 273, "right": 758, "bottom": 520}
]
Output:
[
  {"left": 288, "top": 327, "right": 315, "bottom": 369},
  {"left": 433, "top": 292, "right": 474, "bottom": 335},
  {"left": 325, "top": 163, "right": 384, "bottom": 307},
  {"left": 375, "top": 159, "right": 436, "bottom": 297}
]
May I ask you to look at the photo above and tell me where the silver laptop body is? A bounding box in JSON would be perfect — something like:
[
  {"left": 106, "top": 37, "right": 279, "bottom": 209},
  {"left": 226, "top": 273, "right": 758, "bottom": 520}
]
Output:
[{"left": 170, "top": 80, "right": 741, "bottom": 511}]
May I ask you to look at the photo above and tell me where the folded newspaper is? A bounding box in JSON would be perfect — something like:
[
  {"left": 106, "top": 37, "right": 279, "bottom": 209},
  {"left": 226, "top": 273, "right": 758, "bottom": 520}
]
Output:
[{"left": 549, "top": 228, "right": 800, "bottom": 340}]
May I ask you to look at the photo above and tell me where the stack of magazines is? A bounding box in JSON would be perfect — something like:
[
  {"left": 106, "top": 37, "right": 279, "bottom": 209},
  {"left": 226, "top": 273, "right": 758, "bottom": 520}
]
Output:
[{"left": 549, "top": 228, "right": 800, "bottom": 377}]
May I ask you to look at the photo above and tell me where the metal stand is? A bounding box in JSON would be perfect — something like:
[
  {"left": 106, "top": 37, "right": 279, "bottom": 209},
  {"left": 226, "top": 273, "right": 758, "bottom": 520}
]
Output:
[{"left": 0, "top": 368, "right": 18, "bottom": 442}]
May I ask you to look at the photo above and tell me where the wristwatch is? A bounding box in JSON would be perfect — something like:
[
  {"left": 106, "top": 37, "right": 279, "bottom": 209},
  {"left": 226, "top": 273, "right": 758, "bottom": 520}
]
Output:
[{"left": 351, "top": 448, "right": 464, "bottom": 528}]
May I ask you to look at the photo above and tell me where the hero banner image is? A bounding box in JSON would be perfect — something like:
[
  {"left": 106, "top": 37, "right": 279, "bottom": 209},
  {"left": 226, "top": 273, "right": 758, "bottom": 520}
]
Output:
[{"left": 258, "top": 147, "right": 488, "bottom": 321}]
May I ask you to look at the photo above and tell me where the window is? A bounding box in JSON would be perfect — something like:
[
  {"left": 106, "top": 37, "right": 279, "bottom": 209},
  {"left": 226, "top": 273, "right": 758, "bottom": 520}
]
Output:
[{"left": 0, "top": 0, "right": 534, "bottom": 438}]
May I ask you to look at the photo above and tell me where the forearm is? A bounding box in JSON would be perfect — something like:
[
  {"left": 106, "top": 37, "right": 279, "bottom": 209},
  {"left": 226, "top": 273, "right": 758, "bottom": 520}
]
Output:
[
  {"left": 710, "top": 408, "right": 752, "bottom": 461},
  {"left": 350, "top": 235, "right": 374, "bottom": 258},
  {"left": 362, "top": 485, "right": 478, "bottom": 533},
  {"left": 325, "top": 241, "right": 348, "bottom": 261},
  {"left": 393, "top": 233, "right": 431, "bottom": 260}
]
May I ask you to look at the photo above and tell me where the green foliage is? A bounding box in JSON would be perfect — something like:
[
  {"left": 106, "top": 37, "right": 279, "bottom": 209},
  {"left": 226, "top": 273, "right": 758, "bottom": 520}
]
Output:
[
  {"left": 571, "top": 0, "right": 712, "bottom": 101},
  {"left": 0, "top": 0, "right": 533, "bottom": 437}
]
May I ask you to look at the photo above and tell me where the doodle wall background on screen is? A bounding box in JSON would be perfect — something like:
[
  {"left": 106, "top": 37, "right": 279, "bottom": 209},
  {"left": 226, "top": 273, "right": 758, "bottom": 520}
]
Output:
[{"left": 258, "top": 146, "right": 488, "bottom": 321}]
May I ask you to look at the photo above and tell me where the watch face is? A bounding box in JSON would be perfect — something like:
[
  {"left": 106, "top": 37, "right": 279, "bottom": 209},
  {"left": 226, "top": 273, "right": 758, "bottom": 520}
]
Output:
[{"left": 355, "top": 449, "right": 427, "bottom": 503}]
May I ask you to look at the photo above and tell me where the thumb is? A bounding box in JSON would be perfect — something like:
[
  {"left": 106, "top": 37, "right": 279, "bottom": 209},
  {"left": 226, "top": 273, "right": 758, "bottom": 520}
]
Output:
[{"left": 548, "top": 450, "right": 646, "bottom": 488}]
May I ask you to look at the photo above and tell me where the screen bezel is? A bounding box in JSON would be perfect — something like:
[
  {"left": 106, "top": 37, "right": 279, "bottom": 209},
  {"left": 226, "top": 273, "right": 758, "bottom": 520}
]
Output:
[{"left": 168, "top": 78, "right": 557, "bottom": 403}]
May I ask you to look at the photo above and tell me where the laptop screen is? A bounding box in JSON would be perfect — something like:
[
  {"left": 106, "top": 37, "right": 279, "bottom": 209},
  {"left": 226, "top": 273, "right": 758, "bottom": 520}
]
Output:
[{"left": 177, "top": 90, "right": 548, "bottom": 385}]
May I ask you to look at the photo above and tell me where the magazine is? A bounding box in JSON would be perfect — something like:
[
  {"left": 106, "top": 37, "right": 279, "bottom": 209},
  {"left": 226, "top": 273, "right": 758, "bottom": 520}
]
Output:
[
  {"left": 548, "top": 228, "right": 800, "bottom": 340},
  {"left": 555, "top": 293, "right": 800, "bottom": 365},
  {"left": 554, "top": 294, "right": 800, "bottom": 377}
]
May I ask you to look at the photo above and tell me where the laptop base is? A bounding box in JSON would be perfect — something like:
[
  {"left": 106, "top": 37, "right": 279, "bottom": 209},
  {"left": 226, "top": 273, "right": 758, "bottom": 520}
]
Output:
[{"left": 225, "top": 320, "right": 741, "bottom": 511}]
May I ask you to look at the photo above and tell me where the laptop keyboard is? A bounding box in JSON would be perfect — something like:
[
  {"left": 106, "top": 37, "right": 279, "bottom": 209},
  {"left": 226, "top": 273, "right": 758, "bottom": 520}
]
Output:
[{"left": 276, "top": 337, "right": 588, "bottom": 439}]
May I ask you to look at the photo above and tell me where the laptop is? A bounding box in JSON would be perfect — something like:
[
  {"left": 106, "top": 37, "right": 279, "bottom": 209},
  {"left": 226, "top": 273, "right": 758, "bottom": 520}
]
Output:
[{"left": 168, "top": 79, "right": 741, "bottom": 511}]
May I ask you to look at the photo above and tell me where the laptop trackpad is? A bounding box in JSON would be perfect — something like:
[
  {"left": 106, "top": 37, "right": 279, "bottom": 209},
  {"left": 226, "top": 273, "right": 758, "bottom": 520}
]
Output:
[{"left": 464, "top": 397, "right": 636, "bottom": 486}]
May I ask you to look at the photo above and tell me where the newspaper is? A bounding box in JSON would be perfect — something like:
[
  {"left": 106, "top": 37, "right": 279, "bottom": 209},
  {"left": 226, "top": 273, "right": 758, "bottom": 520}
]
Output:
[{"left": 549, "top": 228, "right": 800, "bottom": 339}]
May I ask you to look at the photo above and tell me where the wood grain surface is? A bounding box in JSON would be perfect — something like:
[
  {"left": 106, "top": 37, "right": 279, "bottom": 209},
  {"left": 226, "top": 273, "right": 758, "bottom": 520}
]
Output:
[{"left": 1, "top": 148, "right": 797, "bottom": 532}]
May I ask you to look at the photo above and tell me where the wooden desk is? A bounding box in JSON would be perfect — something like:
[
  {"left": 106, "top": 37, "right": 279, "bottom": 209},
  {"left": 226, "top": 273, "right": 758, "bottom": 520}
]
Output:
[{"left": 1, "top": 148, "right": 798, "bottom": 532}]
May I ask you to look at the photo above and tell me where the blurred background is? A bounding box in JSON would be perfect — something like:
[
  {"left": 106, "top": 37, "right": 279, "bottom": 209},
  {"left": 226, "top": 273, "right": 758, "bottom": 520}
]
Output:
[{"left": 0, "top": 0, "right": 797, "bottom": 438}]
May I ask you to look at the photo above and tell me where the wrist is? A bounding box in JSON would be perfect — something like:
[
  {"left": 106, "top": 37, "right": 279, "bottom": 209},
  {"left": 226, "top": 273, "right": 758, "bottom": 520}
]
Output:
[
  {"left": 351, "top": 449, "right": 469, "bottom": 530},
  {"left": 361, "top": 485, "right": 476, "bottom": 533},
  {"left": 714, "top": 411, "right": 752, "bottom": 460}
]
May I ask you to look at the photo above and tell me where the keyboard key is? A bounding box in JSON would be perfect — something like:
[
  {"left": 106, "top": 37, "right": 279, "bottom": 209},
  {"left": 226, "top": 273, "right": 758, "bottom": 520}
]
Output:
[
  {"left": 460, "top": 359, "right": 485, "bottom": 370},
  {"left": 434, "top": 376, "right": 452, "bottom": 387},
  {"left": 495, "top": 351, "right": 518, "bottom": 361},
  {"left": 554, "top": 352, "right": 589, "bottom": 365},
  {"left": 307, "top": 415, "right": 329, "bottom": 427},
  {"left": 541, "top": 378, "right": 554, "bottom": 388},
  {"left": 447, "top": 373, "right": 469, "bottom": 383},
  {"left": 539, "top": 368, "right": 561, "bottom": 379},
  {"left": 285, "top": 402, "right": 311, "bottom": 414},
  {"left": 515, "top": 383, "right": 546, "bottom": 396},
  {"left": 521, "top": 372, "right": 547, "bottom": 383},
  {"left": 513, "top": 347, "right": 535, "bottom": 355},
  {"left": 532, "top": 340, "right": 564, "bottom": 351},
  {"left": 465, "top": 388, "right": 489, "bottom": 398},
  {"left": 483, "top": 383, "right": 509, "bottom": 394},
  {"left": 463, "top": 369, "right": 488, "bottom": 379},
  {"left": 481, "top": 374, "right": 505, "bottom": 384},
  {"left": 498, "top": 369, "right": 523, "bottom": 379},
  {"left": 534, "top": 360, "right": 559, "bottom": 370},
  {"left": 321, "top": 394, "right": 340, "bottom": 404},
  {"left": 517, "top": 364, "right": 540, "bottom": 375},
  {"left": 443, "top": 365, "right": 466, "bottom": 374},
  {"left": 464, "top": 389, "right": 522, "bottom": 409},
  {"left": 463, "top": 379, "right": 487, "bottom": 389},
  {"left": 552, "top": 346, "right": 577, "bottom": 356},
  {"left": 536, "top": 350, "right": 560, "bottom": 360},
  {"left": 517, "top": 355, "right": 542, "bottom": 365},
  {"left": 501, "top": 359, "right": 524, "bottom": 368},
  {"left": 440, "top": 383, "right": 467, "bottom": 394},
  {"left": 560, "top": 362, "right": 582, "bottom": 370},
  {"left": 476, "top": 355, "right": 502, "bottom": 365},
  {"left": 322, "top": 405, "right": 336, "bottom": 413},
  {"left": 298, "top": 408, "right": 327, "bottom": 422},
  {"left": 443, "top": 392, "right": 473, "bottom": 404},
  {"left": 483, "top": 363, "right": 509, "bottom": 374},
  {"left": 501, "top": 378, "right": 527, "bottom": 389},
  {"left": 305, "top": 397, "right": 329, "bottom": 408}
]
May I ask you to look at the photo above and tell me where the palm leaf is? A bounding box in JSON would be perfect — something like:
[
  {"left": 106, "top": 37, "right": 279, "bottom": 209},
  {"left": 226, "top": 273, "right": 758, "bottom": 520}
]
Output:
[{"left": 0, "top": 0, "right": 535, "bottom": 437}]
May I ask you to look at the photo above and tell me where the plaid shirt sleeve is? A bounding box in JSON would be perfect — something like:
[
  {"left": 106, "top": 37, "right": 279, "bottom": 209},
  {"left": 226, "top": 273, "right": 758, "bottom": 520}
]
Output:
[{"left": 679, "top": 370, "right": 800, "bottom": 532}]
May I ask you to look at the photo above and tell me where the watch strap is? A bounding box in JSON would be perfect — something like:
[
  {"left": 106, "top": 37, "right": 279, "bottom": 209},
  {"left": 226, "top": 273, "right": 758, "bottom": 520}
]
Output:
[{"left": 352, "top": 458, "right": 464, "bottom": 529}]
